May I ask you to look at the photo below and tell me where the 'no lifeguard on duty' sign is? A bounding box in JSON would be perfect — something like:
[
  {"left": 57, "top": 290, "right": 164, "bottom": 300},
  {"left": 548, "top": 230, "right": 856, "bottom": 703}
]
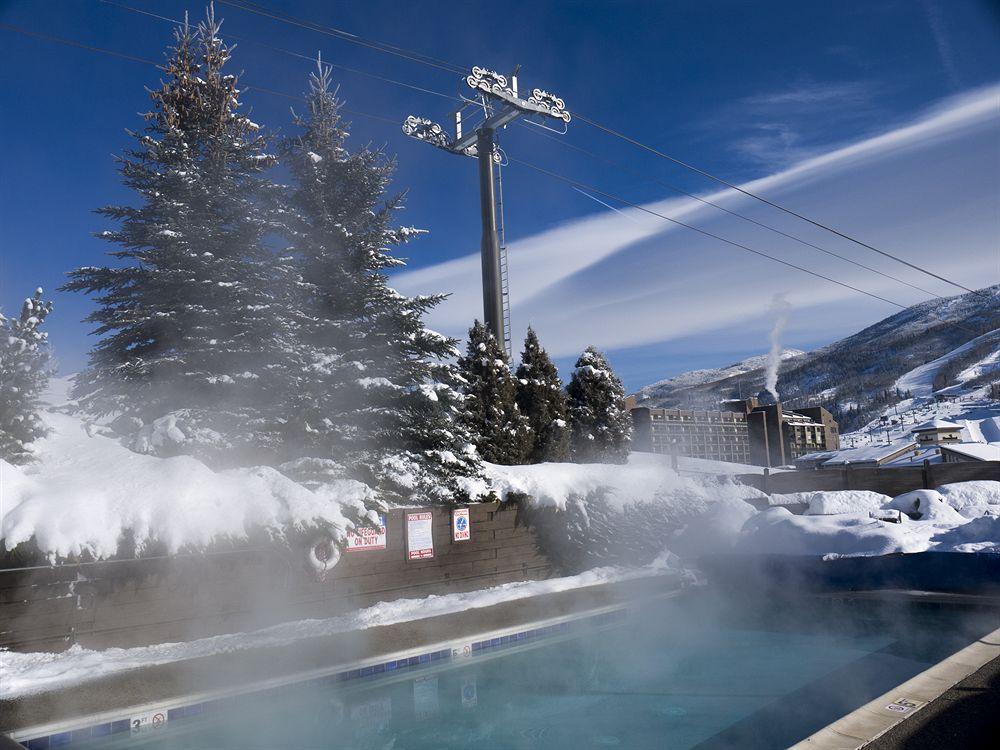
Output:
[{"left": 452, "top": 507, "right": 471, "bottom": 542}]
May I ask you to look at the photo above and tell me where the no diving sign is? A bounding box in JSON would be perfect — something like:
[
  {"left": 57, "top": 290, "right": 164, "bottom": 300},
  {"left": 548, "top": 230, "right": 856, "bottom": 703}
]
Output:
[
  {"left": 452, "top": 507, "right": 471, "bottom": 542},
  {"left": 885, "top": 697, "right": 923, "bottom": 714},
  {"left": 131, "top": 709, "right": 168, "bottom": 734}
]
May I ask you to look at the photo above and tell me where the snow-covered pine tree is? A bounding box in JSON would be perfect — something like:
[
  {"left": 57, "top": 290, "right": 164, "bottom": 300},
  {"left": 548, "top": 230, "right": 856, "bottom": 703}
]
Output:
[
  {"left": 566, "top": 346, "right": 631, "bottom": 463},
  {"left": 457, "top": 321, "right": 532, "bottom": 465},
  {"left": 0, "top": 289, "right": 54, "bottom": 464},
  {"left": 515, "top": 327, "right": 569, "bottom": 463},
  {"left": 277, "top": 60, "right": 480, "bottom": 503},
  {"left": 61, "top": 11, "right": 288, "bottom": 463}
]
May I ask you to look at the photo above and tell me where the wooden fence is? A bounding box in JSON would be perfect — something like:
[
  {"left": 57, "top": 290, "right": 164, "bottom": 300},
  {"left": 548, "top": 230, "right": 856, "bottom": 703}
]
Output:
[
  {"left": 737, "top": 460, "right": 1000, "bottom": 498},
  {"left": 0, "top": 502, "right": 550, "bottom": 653}
]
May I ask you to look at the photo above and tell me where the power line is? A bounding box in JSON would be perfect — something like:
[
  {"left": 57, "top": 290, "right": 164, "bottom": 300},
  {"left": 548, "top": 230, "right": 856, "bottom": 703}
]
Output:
[
  {"left": 571, "top": 112, "right": 986, "bottom": 298},
  {"left": 99, "top": 1, "right": 460, "bottom": 102},
  {"left": 138, "top": 0, "right": 985, "bottom": 300},
  {"left": 215, "top": 0, "right": 466, "bottom": 74},
  {"left": 0, "top": 22, "right": 400, "bottom": 126},
  {"left": 2, "top": 20, "right": 988, "bottom": 335},
  {"left": 508, "top": 156, "right": 916, "bottom": 311},
  {"left": 509, "top": 155, "right": 989, "bottom": 337},
  {"left": 520, "top": 122, "right": 943, "bottom": 299},
  {"left": 0, "top": 22, "right": 158, "bottom": 65}
]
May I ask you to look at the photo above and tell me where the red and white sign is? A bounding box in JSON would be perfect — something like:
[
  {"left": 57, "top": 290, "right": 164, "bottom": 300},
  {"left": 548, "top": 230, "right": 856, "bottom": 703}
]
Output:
[
  {"left": 406, "top": 512, "right": 434, "bottom": 560},
  {"left": 452, "top": 507, "right": 471, "bottom": 542},
  {"left": 346, "top": 514, "right": 387, "bottom": 551}
]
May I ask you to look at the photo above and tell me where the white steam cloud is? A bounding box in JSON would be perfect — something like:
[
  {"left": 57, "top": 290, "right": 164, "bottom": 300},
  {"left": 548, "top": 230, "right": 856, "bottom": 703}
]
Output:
[{"left": 765, "top": 293, "right": 791, "bottom": 400}]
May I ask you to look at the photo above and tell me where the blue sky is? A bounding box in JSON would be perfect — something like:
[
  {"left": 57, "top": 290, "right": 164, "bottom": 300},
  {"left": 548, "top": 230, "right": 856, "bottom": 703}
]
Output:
[{"left": 1, "top": 0, "right": 998, "bottom": 390}]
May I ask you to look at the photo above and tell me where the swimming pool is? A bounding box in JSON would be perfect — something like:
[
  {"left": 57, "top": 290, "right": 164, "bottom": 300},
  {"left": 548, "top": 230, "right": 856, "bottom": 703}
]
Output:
[{"left": 41, "top": 592, "right": 1000, "bottom": 749}]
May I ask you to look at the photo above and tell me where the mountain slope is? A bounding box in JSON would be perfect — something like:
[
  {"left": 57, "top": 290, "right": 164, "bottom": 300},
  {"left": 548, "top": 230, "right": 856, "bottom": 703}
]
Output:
[
  {"left": 634, "top": 284, "right": 1000, "bottom": 430},
  {"left": 635, "top": 349, "right": 804, "bottom": 400}
]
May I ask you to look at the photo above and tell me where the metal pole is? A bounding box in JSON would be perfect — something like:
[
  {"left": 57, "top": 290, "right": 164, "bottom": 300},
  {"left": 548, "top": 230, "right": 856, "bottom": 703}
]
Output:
[{"left": 477, "top": 127, "right": 505, "bottom": 344}]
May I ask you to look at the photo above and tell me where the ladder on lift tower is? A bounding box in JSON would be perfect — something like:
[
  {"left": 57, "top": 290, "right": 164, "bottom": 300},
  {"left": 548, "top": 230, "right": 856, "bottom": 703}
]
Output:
[{"left": 496, "top": 161, "right": 512, "bottom": 356}]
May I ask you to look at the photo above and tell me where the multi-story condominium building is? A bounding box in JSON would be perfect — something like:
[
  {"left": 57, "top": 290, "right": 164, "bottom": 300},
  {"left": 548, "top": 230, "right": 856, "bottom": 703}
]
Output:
[
  {"left": 630, "top": 406, "right": 752, "bottom": 464},
  {"left": 630, "top": 395, "right": 839, "bottom": 468}
]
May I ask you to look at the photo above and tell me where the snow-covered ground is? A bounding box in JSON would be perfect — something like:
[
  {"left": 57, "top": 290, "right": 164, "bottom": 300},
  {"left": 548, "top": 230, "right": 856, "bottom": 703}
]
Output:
[
  {"left": 739, "top": 482, "right": 1000, "bottom": 558},
  {"left": 893, "top": 329, "right": 1000, "bottom": 398},
  {"left": 0, "top": 563, "right": 671, "bottom": 699},
  {"left": 838, "top": 333, "right": 1000, "bottom": 461}
]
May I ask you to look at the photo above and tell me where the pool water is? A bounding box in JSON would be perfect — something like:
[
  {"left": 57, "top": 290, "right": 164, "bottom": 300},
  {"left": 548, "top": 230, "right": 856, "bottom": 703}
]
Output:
[{"left": 82, "top": 592, "right": 997, "bottom": 749}]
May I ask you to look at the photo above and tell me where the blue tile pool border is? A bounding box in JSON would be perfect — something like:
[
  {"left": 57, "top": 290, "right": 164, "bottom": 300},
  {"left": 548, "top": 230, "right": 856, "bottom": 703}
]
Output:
[{"left": 10, "top": 606, "right": 632, "bottom": 747}]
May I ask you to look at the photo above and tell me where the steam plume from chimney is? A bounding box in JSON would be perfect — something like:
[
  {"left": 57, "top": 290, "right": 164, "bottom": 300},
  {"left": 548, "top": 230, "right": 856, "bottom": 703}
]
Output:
[{"left": 765, "top": 293, "right": 791, "bottom": 401}]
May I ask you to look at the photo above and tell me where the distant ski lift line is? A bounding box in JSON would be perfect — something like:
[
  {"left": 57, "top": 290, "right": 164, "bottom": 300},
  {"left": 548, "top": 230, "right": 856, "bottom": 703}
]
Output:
[
  {"left": 108, "top": 0, "right": 949, "bottom": 304},
  {"left": 215, "top": 0, "right": 467, "bottom": 74},
  {"left": 99, "top": 1, "right": 462, "bottom": 102},
  {"left": 116, "top": 1, "right": 990, "bottom": 314},
  {"left": 521, "top": 122, "right": 944, "bottom": 300},
  {"left": 510, "top": 156, "right": 920, "bottom": 313},
  {"left": 201, "top": 0, "right": 986, "bottom": 301},
  {"left": 0, "top": 20, "right": 988, "bottom": 335},
  {"left": 509, "top": 154, "right": 987, "bottom": 338},
  {"left": 570, "top": 112, "right": 985, "bottom": 299},
  {"left": 0, "top": 22, "right": 404, "bottom": 127}
]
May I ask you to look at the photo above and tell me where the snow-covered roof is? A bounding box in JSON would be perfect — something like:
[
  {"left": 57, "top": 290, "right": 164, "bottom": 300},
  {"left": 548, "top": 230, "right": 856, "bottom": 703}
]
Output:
[
  {"left": 819, "top": 440, "right": 918, "bottom": 467},
  {"left": 912, "top": 418, "right": 963, "bottom": 432},
  {"left": 939, "top": 443, "right": 1000, "bottom": 462},
  {"left": 883, "top": 445, "right": 943, "bottom": 466},
  {"left": 934, "top": 385, "right": 968, "bottom": 396}
]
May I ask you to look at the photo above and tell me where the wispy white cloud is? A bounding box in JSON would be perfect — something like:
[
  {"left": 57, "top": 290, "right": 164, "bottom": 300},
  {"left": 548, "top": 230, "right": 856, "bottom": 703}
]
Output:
[
  {"left": 920, "top": 0, "right": 962, "bottom": 90},
  {"left": 741, "top": 80, "right": 876, "bottom": 107},
  {"left": 727, "top": 79, "right": 885, "bottom": 167},
  {"left": 394, "top": 84, "right": 1000, "bottom": 364}
]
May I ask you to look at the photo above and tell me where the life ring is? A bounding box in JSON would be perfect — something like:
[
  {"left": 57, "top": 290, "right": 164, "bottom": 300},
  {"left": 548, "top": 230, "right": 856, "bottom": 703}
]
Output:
[{"left": 307, "top": 535, "right": 341, "bottom": 581}]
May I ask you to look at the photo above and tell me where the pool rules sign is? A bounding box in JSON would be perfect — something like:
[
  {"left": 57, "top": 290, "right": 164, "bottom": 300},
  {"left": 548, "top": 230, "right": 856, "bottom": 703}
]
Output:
[
  {"left": 406, "top": 512, "right": 434, "bottom": 560},
  {"left": 452, "top": 507, "right": 471, "bottom": 542}
]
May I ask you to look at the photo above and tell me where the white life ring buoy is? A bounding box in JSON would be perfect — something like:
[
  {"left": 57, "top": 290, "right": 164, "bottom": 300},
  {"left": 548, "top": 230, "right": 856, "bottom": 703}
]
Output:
[{"left": 307, "top": 535, "right": 341, "bottom": 581}]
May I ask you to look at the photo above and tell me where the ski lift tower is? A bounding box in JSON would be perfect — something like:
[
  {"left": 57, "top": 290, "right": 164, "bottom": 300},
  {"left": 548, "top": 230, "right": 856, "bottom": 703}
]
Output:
[{"left": 402, "top": 67, "right": 571, "bottom": 354}]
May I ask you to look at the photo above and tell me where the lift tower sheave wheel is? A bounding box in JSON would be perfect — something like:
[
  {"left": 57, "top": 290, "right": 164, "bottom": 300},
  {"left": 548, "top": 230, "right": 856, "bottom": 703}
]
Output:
[{"left": 402, "top": 66, "right": 570, "bottom": 351}]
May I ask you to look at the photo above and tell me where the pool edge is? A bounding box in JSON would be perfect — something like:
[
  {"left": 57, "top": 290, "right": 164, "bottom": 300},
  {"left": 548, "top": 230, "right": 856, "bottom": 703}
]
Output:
[{"left": 791, "top": 623, "right": 1000, "bottom": 750}]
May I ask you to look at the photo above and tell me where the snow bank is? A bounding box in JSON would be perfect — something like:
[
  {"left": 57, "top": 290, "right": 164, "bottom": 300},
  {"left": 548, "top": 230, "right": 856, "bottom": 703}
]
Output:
[
  {"left": 884, "top": 489, "right": 967, "bottom": 523},
  {"left": 485, "top": 455, "right": 765, "bottom": 568},
  {"left": 737, "top": 508, "right": 930, "bottom": 557},
  {"left": 737, "top": 481, "right": 1000, "bottom": 558},
  {"left": 937, "top": 480, "right": 1000, "bottom": 514},
  {"left": 0, "top": 563, "right": 671, "bottom": 699},
  {"left": 1, "top": 413, "right": 374, "bottom": 560},
  {"left": 484, "top": 453, "right": 764, "bottom": 513},
  {"left": 803, "top": 490, "right": 892, "bottom": 516}
]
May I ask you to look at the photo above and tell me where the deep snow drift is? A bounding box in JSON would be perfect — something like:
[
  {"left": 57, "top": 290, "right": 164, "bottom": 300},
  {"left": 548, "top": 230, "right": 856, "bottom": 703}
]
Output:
[{"left": 1, "top": 412, "right": 376, "bottom": 560}]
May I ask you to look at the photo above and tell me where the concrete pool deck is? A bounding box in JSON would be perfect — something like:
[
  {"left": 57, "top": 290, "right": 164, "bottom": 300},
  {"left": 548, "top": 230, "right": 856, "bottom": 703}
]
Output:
[
  {"left": 792, "top": 623, "right": 1000, "bottom": 750},
  {"left": 2, "top": 572, "right": 682, "bottom": 743}
]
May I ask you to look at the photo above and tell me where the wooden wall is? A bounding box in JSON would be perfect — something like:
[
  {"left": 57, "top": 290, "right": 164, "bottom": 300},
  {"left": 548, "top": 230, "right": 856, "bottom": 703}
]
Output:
[
  {"left": 0, "top": 502, "right": 551, "bottom": 653},
  {"left": 737, "top": 461, "right": 1000, "bottom": 498}
]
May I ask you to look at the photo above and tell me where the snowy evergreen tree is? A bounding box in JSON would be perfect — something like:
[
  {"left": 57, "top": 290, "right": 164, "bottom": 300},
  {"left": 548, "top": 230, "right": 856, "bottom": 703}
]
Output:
[
  {"left": 567, "top": 346, "right": 631, "bottom": 463},
  {"left": 515, "top": 327, "right": 569, "bottom": 463},
  {"left": 457, "top": 321, "right": 532, "bottom": 465},
  {"left": 277, "top": 61, "right": 480, "bottom": 502},
  {"left": 62, "top": 11, "right": 288, "bottom": 463},
  {"left": 0, "top": 289, "right": 54, "bottom": 464}
]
